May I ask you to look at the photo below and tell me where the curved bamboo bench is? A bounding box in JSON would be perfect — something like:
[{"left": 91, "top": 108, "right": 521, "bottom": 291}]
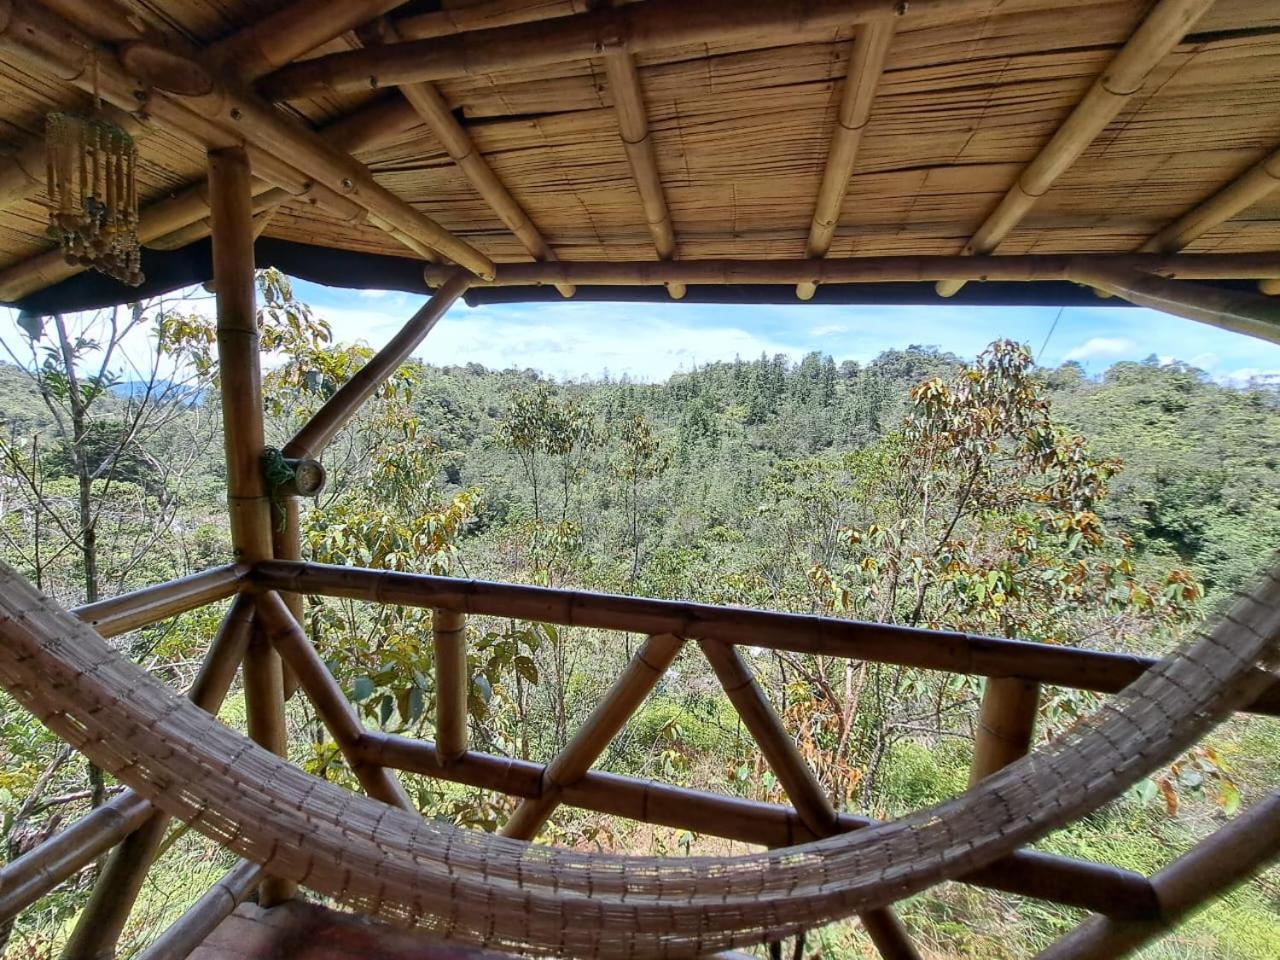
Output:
[{"left": 0, "top": 559, "right": 1277, "bottom": 957}]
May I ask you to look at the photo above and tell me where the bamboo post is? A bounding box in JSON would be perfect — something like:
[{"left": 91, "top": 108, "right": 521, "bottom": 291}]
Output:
[
  {"left": 250, "top": 561, "right": 1280, "bottom": 718},
  {"left": 60, "top": 597, "right": 256, "bottom": 960},
  {"left": 936, "top": 0, "right": 1216, "bottom": 297},
  {"left": 132, "top": 861, "right": 263, "bottom": 960},
  {"left": 699, "top": 642, "right": 921, "bottom": 960},
  {"left": 969, "top": 677, "right": 1040, "bottom": 784},
  {"left": 271, "top": 497, "right": 304, "bottom": 701},
  {"left": 500, "top": 633, "right": 684, "bottom": 840},
  {"left": 433, "top": 609, "right": 469, "bottom": 763},
  {"left": 370, "top": 19, "right": 575, "bottom": 298},
  {"left": 418, "top": 252, "right": 1280, "bottom": 288},
  {"left": 208, "top": 144, "right": 294, "bottom": 906},
  {"left": 355, "top": 732, "right": 1160, "bottom": 918},
  {"left": 1034, "top": 791, "right": 1280, "bottom": 960},
  {"left": 796, "top": 21, "right": 894, "bottom": 301},
  {"left": 1141, "top": 144, "right": 1280, "bottom": 253},
  {"left": 603, "top": 43, "right": 685, "bottom": 300},
  {"left": 285, "top": 272, "right": 472, "bottom": 461},
  {"left": 256, "top": 591, "right": 413, "bottom": 810}
]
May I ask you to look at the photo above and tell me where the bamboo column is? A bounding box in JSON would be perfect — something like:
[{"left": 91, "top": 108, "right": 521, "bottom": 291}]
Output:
[
  {"left": 60, "top": 597, "right": 256, "bottom": 960},
  {"left": 602, "top": 43, "right": 685, "bottom": 300},
  {"left": 969, "top": 677, "right": 1040, "bottom": 784},
  {"left": 699, "top": 642, "right": 922, "bottom": 960},
  {"left": 256, "top": 591, "right": 413, "bottom": 810},
  {"left": 1035, "top": 791, "right": 1280, "bottom": 960},
  {"left": 796, "top": 21, "right": 894, "bottom": 301},
  {"left": 936, "top": 0, "right": 1216, "bottom": 297},
  {"left": 208, "top": 144, "right": 294, "bottom": 906},
  {"left": 500, "top": 633, "right": 684, "bottom": 839},
  {"left": 433, "top": 609, "right": 469, "bottom": 763}
]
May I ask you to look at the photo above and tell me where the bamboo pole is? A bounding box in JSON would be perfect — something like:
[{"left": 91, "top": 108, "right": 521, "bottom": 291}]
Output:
[
  {"left": 796, "top": 21, "right": 894, "bottom": 301},
  {"left": 0, "top": 1, "right": 495, "bottom": 280},
  {"left": 603, "top": 43, "right": 685, "bottom": 300},
  {"left": 0, "top": 793, "right": 153, "bottom": 924},
  {"left": 421, "top": 252, "right": 1280, "bottom": 288},
  {"left": 132, "top": 860, "right": 263, "bottom": 960},
  {"left": 1141, "top": 144, "right": 1280, "bottom": 253},
  {"left": 1034, "top": 791, "right": 1280, "bottom": 960},
  {"left": 250, "top": 561, "right": 1280, "bottom": 717},
  {"left": 271, "top": 497, "right": 304, "bottom": 702},
  {"left": 1078, "top": 267, "right": 1280, "bottom": 345},
  {"left": 699, "top": 642, "right": 921, "bottom": 960},
  {"left": 256, "top": 591, "right": 413, "bottom": 810},
  {"left": 59, "top": 597, "right": 256, "bottom": 960},
  {"left": 394, "top": 0, "right": 593, "bottom": 41},
  {"left": 500, "top": 633, "right": 684, "bottom": 840},
  {"left": 969, "top": 677, "right": 1040, "bottom": 784},
  {"left": 433, "top": 609, "right": 469, "bottom": 763},
  {"left": 355, "top": 732, "right": 1160, "bottom": 918},
  {"left": 369, "top": 19, "right": 574, "bottom": 298},
  {"left": 260, "top": 0, "right": 1082, "bottom": 100},
  {"left": 285, "top": 272, "right": 471, "bottom": 461},
  {"left": 70, "top": 564, "right": 244, "bottom": 639},
  {"left": 936, "top": 0, "right": 1216, "bottom": 297},
  {"left": 208, "top": 144, "right": 293, "bottom": 907}
]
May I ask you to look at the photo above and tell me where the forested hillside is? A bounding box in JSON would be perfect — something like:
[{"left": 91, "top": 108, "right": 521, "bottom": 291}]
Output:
[{"left": 2, "top": 283, "right": 1277, "bottom": 959}]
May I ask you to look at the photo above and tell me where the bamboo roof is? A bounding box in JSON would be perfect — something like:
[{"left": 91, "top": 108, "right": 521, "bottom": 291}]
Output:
[{"left": 1, "top": 0, "right": 1279, "bottom": 311}]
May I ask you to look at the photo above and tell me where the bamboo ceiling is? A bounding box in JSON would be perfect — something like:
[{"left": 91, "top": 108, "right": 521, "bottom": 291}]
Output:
[{"left": 1, "top": 0, "right": 1279, "bottom": 309}]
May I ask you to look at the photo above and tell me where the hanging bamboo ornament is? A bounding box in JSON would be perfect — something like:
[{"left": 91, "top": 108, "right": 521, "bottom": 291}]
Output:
[{"left": 44, "top": 111, "right": 143, "bottom": 286}]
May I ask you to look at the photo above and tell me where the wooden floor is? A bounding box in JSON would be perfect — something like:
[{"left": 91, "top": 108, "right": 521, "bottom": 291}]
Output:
[{"left": 190, "top": 901, "right": 517, "bottom": 960}]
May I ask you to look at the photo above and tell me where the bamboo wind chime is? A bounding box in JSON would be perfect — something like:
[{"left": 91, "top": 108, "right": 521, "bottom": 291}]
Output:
[{"left": 44, "top": 107, "right": 143, "bottom": 287}]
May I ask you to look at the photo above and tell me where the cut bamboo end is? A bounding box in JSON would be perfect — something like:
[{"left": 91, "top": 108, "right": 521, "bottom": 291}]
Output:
[
  {"left": 796, "top": 281, "right": 817, "bottom": 301},
  {"left": 666, "top": 281, "right": 687, "bottom": 300},
  {"left": 554, "top": 282, "right": 576, "bottom": 298},
  {"left": 935, "top": 278, "right": 964, "bottom": 297},
  {"left": 1260, "top": 278, "right": 1280, "bottom": 296}
]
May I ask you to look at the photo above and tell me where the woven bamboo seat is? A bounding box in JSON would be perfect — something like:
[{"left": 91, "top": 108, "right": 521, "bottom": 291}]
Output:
[{"left": 0, "top": 559, "right": 1276, "bottom": 957}]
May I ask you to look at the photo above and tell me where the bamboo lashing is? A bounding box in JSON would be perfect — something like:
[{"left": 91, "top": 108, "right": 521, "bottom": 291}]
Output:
[
  {"left": 1034, "top": 791, "right": 1280, "bottom": 960},
  {"left": 500, "top": 633, "right": 685, "bottom": 839},
  {"left": 367, "top": 18, "right": 574, "bottom": 297},
  {"left": 251, "top": 560, "right": 1280, "bottom": 717},
  {"left": 969, "top": 677, "right": 1041, "bottom": 784},
  {"left": 699, "top": 641, "right": 922, "bottom": 960},
  {"left": 256, "top": 591, "right": 414, "bottom": 810},
  {"left": 1, "top": 556, "right": 1277, "bottom": 956},
  {"left": 935, "top": 0, "right": 1216, "bottom": 298},
  {"left": 60, "top": 596, "right": 256, "bottom": 960},
  {"left": 285, "top": 272, "right": 472, "bottom": 462},
  {"left": 1140, "top": 144, "right": 1280, "bottom": 253},
  {"left": 602, "top": 43, "right": 685, "bottom": 300},
  {"left": 357, "top": 731, "right": 1160, "bottom": 919},
  {"left": 432, "top": 609, "right": 469, "bottom": 763},
  {"left": 796, "top": 21, "right": 894, "bottom": 301}
]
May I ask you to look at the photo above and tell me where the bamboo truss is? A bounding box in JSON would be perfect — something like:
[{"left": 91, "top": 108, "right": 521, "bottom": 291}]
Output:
[{"left": 935, "top": 0, "right": 1215, "bottom": 298}]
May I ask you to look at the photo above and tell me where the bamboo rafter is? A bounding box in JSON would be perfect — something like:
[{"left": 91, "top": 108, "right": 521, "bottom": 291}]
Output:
[
  {"left": 936, "top": 0, "right": 1216, "bottom": 298},
  {"left": 797, "top": 20, "right": 895, "bottom": 301},
  {"left": 603, "top": 42, "right": 685, "bottom": 300}
]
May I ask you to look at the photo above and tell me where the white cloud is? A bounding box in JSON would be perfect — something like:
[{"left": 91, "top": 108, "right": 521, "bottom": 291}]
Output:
[
  {"left": 310, "top": 300, "right": 807, "bottom": 382},
  {"left": 1062, "top": 336, "right": 1138, "bottom": 362},
  {"left": 1216, "top": 367, "right": 1280, "bottom": 388},
  {"left": 810, "top": 323, "right": 848, "bottom": 337}
]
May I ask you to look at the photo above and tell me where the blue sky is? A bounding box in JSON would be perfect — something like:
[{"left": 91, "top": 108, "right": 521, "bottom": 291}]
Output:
[{"left": 294, "top": 279, "right": 1280, "bottom": 387}]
